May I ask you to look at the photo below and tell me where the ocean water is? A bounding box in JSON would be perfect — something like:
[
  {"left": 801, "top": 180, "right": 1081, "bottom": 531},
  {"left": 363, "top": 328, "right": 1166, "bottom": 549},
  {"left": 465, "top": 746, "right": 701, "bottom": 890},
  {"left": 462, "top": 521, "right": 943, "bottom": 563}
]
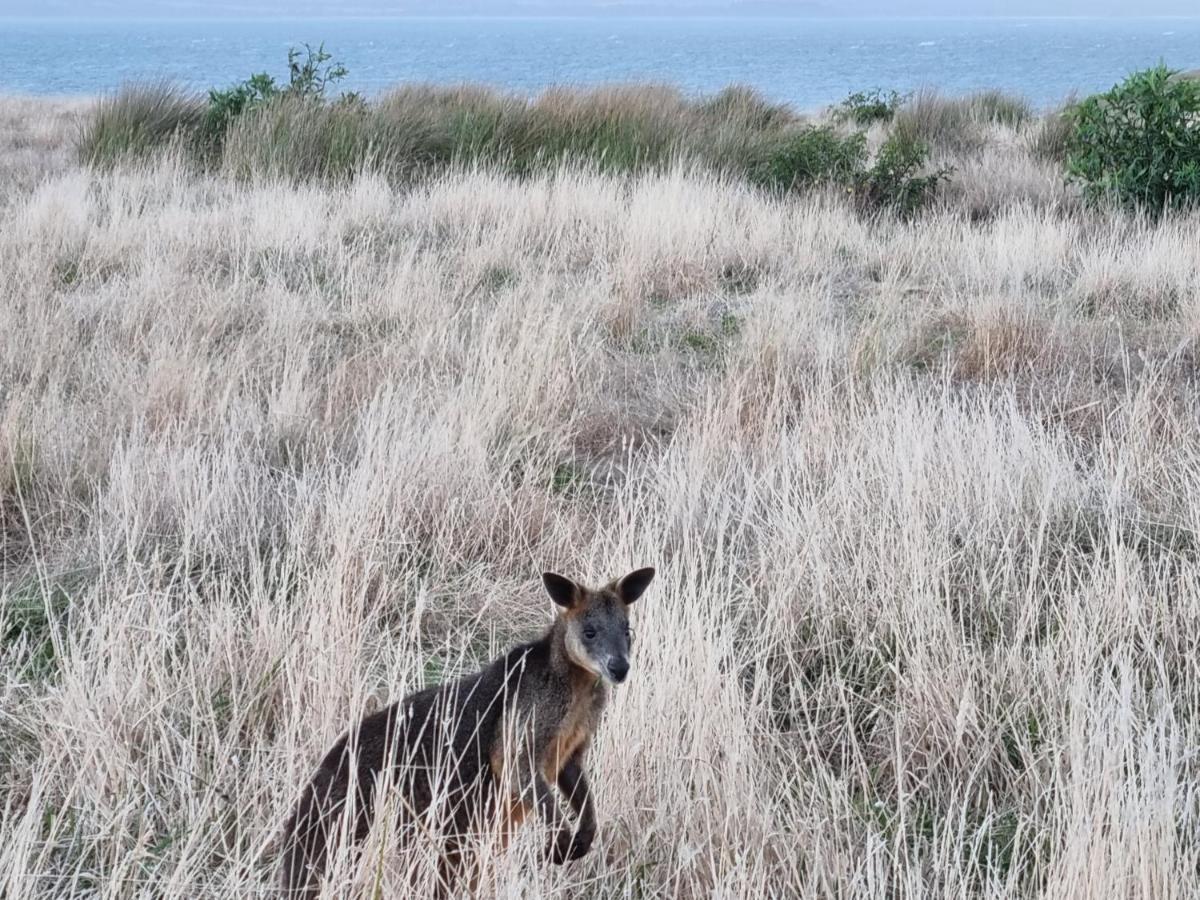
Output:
[{"left": 2, "top": 16, "right": 1199, "bottom": 110}]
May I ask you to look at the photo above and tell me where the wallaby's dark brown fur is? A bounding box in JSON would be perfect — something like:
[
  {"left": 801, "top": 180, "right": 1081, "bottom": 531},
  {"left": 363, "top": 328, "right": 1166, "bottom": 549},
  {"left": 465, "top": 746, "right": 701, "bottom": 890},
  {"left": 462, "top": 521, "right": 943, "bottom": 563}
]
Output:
[{"left": 277, "top": 567, "right": 656, "bottom": 897}]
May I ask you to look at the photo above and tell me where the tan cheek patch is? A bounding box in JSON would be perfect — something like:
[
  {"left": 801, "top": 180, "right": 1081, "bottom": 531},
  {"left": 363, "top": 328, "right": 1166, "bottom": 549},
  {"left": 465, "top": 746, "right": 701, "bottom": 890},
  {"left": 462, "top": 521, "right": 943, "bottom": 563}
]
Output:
[{"left": 564, "top": 624, "right": 603, "bottom": 676}]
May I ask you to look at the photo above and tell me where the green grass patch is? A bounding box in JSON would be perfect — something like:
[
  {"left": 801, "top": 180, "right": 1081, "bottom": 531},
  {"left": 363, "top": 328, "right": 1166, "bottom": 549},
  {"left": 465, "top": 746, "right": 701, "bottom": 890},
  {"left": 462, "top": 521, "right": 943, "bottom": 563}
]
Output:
[
  {"left": 550, "top": 461, "right": 586, "bottom": 495},
  {"left": 1, "top": 576, "right": 79, "bottom": 682},
  {"left": 892, "top": 89, "right": 1031, "bottom": 154},
  {"left": 78, "top": 82, "right": 203, "bottom": 166}
]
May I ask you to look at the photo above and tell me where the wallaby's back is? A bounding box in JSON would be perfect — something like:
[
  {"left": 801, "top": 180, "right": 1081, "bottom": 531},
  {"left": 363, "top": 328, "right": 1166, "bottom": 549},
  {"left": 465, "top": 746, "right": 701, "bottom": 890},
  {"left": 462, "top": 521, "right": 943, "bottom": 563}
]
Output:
[{"left": 277, "top": 642, "right": 547, "bottom": 897}]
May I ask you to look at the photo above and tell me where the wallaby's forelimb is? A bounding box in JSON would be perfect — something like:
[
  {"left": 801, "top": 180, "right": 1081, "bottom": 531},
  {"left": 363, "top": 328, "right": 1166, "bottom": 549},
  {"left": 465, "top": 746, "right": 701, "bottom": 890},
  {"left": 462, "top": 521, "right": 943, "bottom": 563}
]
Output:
[{"left": 553, "top": 752, "right": 596, "bottom": 862}]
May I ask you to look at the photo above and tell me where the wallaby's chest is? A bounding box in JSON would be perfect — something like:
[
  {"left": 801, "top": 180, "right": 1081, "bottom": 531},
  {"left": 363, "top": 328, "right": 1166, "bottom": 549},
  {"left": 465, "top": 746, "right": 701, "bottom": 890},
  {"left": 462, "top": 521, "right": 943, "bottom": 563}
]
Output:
[{"left": 541, "top": 679, "right": 606, "bottom": 781}]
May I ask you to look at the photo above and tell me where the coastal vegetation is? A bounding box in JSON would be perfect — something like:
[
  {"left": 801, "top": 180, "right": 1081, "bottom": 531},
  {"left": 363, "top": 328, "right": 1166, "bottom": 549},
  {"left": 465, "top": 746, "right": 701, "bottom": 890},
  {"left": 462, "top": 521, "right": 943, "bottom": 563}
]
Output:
[
  {"left": 3, "top": 56, "right": 1200, "bottom": 896},
  {"left": 77, "top": 51, "right": 1200, "bottom": 215}
]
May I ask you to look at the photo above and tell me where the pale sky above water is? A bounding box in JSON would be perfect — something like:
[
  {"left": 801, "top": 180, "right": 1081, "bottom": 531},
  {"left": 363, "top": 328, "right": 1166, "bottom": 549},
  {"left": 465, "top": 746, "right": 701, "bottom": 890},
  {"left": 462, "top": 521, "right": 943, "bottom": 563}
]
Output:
[{"left": 5, "top": 1, "right": 1200, "bottom": 17}]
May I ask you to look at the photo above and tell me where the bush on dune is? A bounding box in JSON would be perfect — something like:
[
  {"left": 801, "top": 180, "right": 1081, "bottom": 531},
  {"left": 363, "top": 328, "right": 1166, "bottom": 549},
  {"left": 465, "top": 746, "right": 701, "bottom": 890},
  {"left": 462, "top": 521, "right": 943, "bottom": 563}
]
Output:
[
  {"left": 832, "top": 88, "right": 907, "bottom": 126},
  {"left": 856, "top": 131, "right": 951, "bottom": 216},
  {"left": 749, "top": 126, "right": 949, "bottom": 216},
  {"left": 1066, "top": 65, "right": 1200, "bottom": 212},
  {"left": 748, "top": 126, "right": 868, "bottom": 191}
]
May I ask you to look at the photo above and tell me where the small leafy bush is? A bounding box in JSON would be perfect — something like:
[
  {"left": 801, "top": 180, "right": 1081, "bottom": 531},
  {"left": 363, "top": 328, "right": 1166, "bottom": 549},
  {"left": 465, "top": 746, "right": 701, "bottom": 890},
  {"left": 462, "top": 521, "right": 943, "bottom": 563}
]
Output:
[
  {"left": 748, "top": 125, "right": 945, "bottom": 215},
  {"left": 748, "top": 126, "right": 867, "bottom": 192},
  {"left": 1066, "top": 65, "right": 1200, "bottom": 211},
  {"left": 285, "top": 43, "right": 349, "bottom": 99},
  {"left": 854, "top": 132, "right": 950, "bottom": 217},
  {"left": 835, "top": 89, "right": 906, "bottom": 126},
  {"left": 78, "top": 82, "right": 203, "bottom": 166},
  {"left": 201, "top": 73, "right": 278, "bottom": 155},
  {"left": 200, "top": 43, "right": 350, "bottom": 156}
]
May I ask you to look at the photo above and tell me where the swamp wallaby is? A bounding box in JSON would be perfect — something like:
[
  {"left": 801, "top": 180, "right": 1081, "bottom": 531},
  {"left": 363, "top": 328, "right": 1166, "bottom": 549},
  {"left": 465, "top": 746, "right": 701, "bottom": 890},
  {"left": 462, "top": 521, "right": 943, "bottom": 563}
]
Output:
[{"left": 277, "top": 567, "right": 656, "bottom": 896}]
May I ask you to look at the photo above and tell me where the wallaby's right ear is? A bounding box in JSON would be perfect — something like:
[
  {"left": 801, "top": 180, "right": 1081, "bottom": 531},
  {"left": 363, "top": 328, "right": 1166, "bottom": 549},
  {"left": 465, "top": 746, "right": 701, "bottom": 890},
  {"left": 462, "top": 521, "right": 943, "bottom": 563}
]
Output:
[
  {"left": 542, "top": 572, "right": 579, "bottom": 609},
  {"left": 616, "top": 567, "right": 656, "bottom": 604}
]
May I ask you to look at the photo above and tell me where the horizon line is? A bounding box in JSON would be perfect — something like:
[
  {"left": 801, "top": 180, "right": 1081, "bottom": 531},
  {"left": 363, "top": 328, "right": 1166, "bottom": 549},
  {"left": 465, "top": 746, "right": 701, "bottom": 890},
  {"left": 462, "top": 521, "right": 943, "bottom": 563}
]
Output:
[{"left": 6, "top": 13, "right": 1200, "bottom": 21}]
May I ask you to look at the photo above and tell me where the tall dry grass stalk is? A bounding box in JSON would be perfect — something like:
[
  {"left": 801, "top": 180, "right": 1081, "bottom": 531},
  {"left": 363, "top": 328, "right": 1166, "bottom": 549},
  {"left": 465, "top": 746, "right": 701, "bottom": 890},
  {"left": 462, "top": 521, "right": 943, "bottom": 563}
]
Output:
[{"left": 2, "top": 96, "right": 1200, "bottom": 898}]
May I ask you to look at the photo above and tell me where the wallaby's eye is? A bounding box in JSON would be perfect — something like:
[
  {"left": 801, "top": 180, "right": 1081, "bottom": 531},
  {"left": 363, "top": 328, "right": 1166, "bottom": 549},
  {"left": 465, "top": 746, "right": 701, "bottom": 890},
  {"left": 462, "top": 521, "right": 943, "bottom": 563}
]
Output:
[{"left": 583, "top": 628, "right": 597, "bottom": 640}]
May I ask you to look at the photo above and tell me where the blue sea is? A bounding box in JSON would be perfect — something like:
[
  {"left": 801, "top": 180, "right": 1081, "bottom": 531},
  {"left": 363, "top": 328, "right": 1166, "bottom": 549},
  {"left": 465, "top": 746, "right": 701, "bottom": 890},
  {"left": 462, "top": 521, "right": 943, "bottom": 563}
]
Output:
[{"left": 2, "top": 17, "right": 1199, "bottom": 110}]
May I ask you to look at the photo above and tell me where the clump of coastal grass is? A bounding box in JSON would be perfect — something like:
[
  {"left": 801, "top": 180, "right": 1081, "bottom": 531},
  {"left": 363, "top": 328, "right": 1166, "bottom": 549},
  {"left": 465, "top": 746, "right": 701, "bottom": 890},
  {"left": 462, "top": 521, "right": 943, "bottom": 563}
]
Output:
[
  {"left": 892, "top": 88, "right": 1033, "bottom": 153},
  {"left": 1027, "top": 98, "right": 1077, "bottom": 162},
  {"left": 220, "top": 94, "right": 399, "bottom": 181},
  {"left": 77, "top": 81, "right": 203, "bottom": 165},
  {"left": 227, "top": 81, "right": 803, "bottom": 181}
]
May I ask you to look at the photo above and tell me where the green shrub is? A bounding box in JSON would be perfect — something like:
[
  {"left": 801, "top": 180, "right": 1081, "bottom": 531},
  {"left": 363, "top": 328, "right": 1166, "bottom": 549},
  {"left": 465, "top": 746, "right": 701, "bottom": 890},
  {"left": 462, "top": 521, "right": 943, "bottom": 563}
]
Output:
[
  {"left": 202, "top": 73, "right": 277, "bottom": 152},
  {"left": 1066, "top": 65, "right": 1200, "bottom": 211},
  {"left": 854, "top": 132, "right": 950, "bottom": 217},
  {"left": 201, "top": 73, "right": 278, "bottom": 157},
  {"left": 748, "top": 126, "right": 867, "bottom": 192},
  {"left": 78, "top": 82, "right": 203, "bottom": 166},
  {"left": 200, "top": 43, "right": 350, "bottom": 158},
  {"left": 835, "top": 89, "right": 906, "bottom": 126},
  {"left": 284, "top": 43, "right": 349, "bottom": 99},
  {"left": 747, "top": 125, "right": 946, "bottom": 215}
]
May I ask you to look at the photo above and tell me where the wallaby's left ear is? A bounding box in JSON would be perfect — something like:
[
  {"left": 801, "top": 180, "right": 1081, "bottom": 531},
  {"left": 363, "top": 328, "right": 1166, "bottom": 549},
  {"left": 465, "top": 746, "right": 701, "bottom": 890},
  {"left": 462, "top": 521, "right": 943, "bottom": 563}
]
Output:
[
  {"left": 542, "top": 572, "right": 579, "bottom": 609},
  {"left": 616, "top": 567, "right": 656, "bottom": 604}
]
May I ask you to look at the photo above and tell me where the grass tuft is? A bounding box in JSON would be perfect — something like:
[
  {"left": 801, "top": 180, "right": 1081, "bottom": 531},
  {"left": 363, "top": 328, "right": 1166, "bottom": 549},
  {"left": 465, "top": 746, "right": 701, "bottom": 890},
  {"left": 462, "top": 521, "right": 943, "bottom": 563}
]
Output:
[
  {"left": 892, "top": 89, "right": 1032, "bottom": 154},
  {"left": 77, "top": 81, "right": 203, "bottom": 166}
]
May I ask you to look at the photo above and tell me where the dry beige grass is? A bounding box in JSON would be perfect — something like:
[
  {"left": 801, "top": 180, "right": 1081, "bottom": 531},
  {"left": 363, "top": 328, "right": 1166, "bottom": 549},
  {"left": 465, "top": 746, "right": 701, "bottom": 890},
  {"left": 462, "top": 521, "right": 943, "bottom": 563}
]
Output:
[{"left": 3, "top": 95, "right": 1200, "bottom": 899}]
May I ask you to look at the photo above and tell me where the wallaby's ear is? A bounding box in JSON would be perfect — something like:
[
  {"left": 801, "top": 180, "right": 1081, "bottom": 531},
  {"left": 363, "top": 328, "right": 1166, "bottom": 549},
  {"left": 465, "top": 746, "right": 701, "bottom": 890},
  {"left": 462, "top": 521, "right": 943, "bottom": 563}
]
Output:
[
  {"left": 616, "top": 567, "right": 656, "bottom": 605},
  {"left": 542, "top": 572, "right": 579, "bottom": 609}
]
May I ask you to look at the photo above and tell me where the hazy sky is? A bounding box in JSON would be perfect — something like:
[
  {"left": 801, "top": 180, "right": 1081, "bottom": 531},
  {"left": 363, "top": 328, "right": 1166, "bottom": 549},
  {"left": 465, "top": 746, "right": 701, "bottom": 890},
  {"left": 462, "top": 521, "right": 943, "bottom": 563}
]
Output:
[{"left": 7, "top": 0, "right": 1200, "bottom": 16}]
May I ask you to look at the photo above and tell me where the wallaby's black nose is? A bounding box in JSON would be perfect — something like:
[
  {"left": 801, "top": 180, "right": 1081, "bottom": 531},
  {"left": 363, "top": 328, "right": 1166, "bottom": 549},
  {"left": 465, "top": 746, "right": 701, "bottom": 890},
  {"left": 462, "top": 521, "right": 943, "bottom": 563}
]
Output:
[{"left": 608, "top": 658, "right": 630, "bottom": 683}]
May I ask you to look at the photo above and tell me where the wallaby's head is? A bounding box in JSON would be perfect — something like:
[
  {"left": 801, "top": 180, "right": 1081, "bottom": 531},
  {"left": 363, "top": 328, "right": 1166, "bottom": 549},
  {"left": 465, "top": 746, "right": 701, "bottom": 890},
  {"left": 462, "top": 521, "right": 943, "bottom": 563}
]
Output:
[{"left": 542, "top": 568, "right": 656, "bottom": 685}]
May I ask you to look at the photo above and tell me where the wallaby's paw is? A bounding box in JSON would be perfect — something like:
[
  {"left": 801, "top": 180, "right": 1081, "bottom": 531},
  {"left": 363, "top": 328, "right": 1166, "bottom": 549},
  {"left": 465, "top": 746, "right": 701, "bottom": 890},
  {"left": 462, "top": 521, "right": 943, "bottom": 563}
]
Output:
[{"left": 547, "top": 828, "right": 593, "bottom": 864}]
